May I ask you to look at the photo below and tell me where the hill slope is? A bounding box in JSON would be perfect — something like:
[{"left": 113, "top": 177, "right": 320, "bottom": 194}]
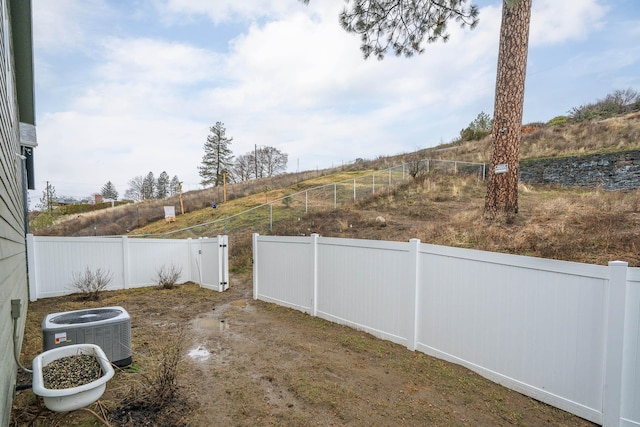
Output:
[{"left": 33, "top": 113, "right": 640, "bottom": 267}]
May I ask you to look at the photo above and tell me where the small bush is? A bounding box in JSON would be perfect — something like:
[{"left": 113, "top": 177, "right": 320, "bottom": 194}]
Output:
[
  {"left": 154, "top": 264, "right": 182, "bottom": 289},
  {"left": 547, "top": 115, "right": 569, "bottom": 126},
  {"left": 71, "top": 267, "right": 113, "bottom": 300},
  {"left": 282, "top": 194, "right": 292, "bottom": 208}
]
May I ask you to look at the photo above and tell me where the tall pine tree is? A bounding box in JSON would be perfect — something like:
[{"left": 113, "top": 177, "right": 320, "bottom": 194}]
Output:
[
  {"left": 199, "top": 122, "right": 234, "bottom": 187},
  {"left": 141, "top": 172, "right": 156, "bottom": 200},
  {"left": 303, "top": 0, "right": 531, "bottom": 218},
  {"left": 101, "top": 181, "right": 118, "bottom": 200},
  {"left": 156, "top": 171, "right": 170, "bottom": 199},
  {"left": 169, "top": 175, "right": 180, "bottom": 196}
]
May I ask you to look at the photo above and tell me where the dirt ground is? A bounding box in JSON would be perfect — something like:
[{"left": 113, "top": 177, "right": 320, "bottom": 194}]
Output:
[{"left": 12, "top": 273, "right": 596, "bottom": 427}]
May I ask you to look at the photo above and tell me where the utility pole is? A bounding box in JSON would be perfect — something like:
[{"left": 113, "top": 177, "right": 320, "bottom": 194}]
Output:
[
  {"left": 178, "top": 182, "right": 185, "bottom": 215},
  {"left": 223, "top": 173, "right": 228, "bottom": 203},
  {"left": 46, "top": 180, "right": 51, "bottom": 215},
  {"left": 254, "top": 144, "right": 258, "bottom": 180}
]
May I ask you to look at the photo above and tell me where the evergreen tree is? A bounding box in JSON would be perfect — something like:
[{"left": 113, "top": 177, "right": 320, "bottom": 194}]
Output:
[
  {"left": 141, "top": 172, "right": 156, "bottom": 200},
  {"left": 303, "top": 0, "right": 531, "bottom": 218},
  {"left": 37, "top": 182, "right": 57, "bottom": 214},
  {"left": 484, "top": 0, "right": 531, "bottom": 218},
  {"left": 156, "top": 171, "right": 170, "bottom": 199},
  {"left": 460, "top": 111, "right": 493, "bottom": 141},
  {"left": 199, "top": 122, "right": 234, "bottom": 187},
  {"left": 100, "top": 181, "right": 118, "bottom": 200},
  {"left": 169, "top": 175, "right": 180, "bottom": 196}
]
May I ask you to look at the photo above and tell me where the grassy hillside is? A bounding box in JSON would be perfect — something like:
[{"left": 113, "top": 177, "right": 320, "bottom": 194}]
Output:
[{"left": 31, "top": 112, "right": 640, "bottom": 268}]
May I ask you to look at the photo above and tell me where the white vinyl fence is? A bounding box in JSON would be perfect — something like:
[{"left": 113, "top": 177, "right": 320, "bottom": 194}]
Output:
[
  {"left": 252, "top": 234, "right": 640, "bottom": 427},
  {"left": 26, "top": 234, "right": 229, "bottom": 301}
]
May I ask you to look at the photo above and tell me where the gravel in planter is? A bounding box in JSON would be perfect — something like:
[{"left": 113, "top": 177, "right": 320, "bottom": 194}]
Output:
[{"left": 42, "top": 354, "right": 103, "bottom": 389}]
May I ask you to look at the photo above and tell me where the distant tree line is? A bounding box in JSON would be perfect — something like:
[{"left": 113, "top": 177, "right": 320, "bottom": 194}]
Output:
[
  {"left": 123, "top": 172, "right": 181, "bottom": 201},
  {"left": 198, "top": 121, "right": 288, "bottom": 187}
]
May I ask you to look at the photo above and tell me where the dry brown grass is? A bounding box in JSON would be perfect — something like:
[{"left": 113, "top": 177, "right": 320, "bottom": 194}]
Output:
[
  {"left": 264, "top": 174, "right": 640, "bottom": 267},
  {"left": 30, "top": 113, "right": 640, "bottom": 269}
]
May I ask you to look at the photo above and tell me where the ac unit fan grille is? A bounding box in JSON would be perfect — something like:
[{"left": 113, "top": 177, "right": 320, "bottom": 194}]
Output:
[{"left": 50, "top": 308, "right": 123, "bottom": 324}]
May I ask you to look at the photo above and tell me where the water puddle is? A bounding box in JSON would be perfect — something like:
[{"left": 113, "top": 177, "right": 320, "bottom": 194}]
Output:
[
  {"left": 188, "top": 345, "right": 211, "bottom": 361},
  {"left": 194, "top": 317, "right": 229, "bottom": 332}
]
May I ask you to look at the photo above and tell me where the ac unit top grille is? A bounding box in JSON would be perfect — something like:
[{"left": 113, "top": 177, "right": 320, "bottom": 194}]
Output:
[
  {"left": 43, "top": 306, "right": 129, "bottom": 329},
  {"left": 50, "top": 308, "right": 123, "bottom": 324}
]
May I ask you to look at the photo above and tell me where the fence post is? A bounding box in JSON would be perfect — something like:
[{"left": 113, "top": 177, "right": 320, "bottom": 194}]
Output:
[
  {"left": 252, "top": 233, "right": 260, "bottom": 300},
  {"left": 305, "top": 191, "right": 308, "bottom": 214},
  {"left": 121, "top": 236, "right": 130, "bottom": 290},
  {"left": 353, "top": 179, "right": 356, "bottom": 202},
  {"left": 311, "top": 233, "right": 319, "bottom": 317},
  {"left": 334, "top": 184, "right": 337, "bottom": 209},
  {"left": 26, "top": 234, "right": 38, "bottom": 301},
  {"left": 191, "top": 237, "right": 200, "bottom": 285},
  {"left": 407, "top": 238, "right": 421, "bottom": 351},
  {"left": 221, "top": 235, "right": 229, "bottom": 291},
  {"left": 603, "top": 260, "right": 628, "bottom": 427}
]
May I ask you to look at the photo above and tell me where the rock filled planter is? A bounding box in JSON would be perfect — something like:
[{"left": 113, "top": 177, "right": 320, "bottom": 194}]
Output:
[{"left": 32, "top": 344, "right": 114, "bottom": 412}]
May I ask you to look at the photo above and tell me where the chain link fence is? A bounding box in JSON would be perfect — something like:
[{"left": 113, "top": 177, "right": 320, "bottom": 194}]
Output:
[{"left": 154, "top": 159, "right": 485, "bottom": 239}]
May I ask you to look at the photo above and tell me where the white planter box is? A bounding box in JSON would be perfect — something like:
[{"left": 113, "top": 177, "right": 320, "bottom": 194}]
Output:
[{"left": 32, "top": 343, "right": 115, "bottom": 412}]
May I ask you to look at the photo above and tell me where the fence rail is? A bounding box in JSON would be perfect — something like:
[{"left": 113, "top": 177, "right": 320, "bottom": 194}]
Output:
[
  {"left": 26, "top": 234, "right": 229, "bottom": 301},
  {"left": 159, "top": 159, "right": 485, "bottom": 238},
  {"left": 252, "top": 234, "right": 640, "bottom": 427}
]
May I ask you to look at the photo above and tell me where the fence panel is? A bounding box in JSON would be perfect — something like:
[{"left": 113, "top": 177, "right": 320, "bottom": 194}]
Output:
[
  {"left": 317, "top": 237, "right": 414, "bottom": 346},
  {"left": 252, "top": 235, "right": 639, "bottom": 426},
  {"left": 127, "top": 238, "right": 191, "bottom": 287},
  {"left": 416, "top": 245, "right": 608, "bottom": 423},
  {"left": 253, "top": 235, "right": 314, "bottom": 312},
  {"left": 27, "top": 235, "right": 228, "bottom": 300},
  {"left": 622, "top": 268, "right": 640, "bottom": 426},
  {"left": 27, "top": 236, "right": 126, "bottom": 299}
]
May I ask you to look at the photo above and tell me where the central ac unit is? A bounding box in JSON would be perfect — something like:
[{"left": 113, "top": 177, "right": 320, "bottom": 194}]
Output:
[{"left": 42, "top": 306, "right": 132, "bottom": 367}]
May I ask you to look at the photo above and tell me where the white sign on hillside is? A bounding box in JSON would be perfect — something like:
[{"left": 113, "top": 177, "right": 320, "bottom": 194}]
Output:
[{"left": 164, "top": 206, "right": 176, "bottom": 222}]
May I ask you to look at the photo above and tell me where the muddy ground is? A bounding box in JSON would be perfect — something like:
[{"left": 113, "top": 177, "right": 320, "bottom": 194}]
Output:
[{"left": 12, "top": 272, "right": 596, "bottom": 427}]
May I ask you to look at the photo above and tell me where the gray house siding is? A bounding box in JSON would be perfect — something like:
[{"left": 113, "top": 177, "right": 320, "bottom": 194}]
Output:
[{"left": 1, "top": 0, "right": 33, "bottom": 425}]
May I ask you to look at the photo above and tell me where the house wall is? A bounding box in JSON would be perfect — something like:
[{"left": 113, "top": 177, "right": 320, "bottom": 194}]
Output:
[{"left": 0, "top": 1, "right": 30, "bottom": 425}]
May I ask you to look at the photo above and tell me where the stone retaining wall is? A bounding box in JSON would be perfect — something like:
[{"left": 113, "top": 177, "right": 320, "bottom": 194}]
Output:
[{"left": 519, "top": 150, "right": 640, "bottom": 190}]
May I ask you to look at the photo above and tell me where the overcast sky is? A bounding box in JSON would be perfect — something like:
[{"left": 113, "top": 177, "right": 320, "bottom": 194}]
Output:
[{"left": 30, "top": 0, "right": 640, "bottom": 199}]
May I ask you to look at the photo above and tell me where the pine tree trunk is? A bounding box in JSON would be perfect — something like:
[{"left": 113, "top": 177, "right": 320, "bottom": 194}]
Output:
[{"left": 484, "top": 0, "right": 532, "bottom": 219}]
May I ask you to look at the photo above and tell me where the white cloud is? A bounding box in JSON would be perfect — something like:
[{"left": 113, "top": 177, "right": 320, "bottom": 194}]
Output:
[
  {"left": 530, "top": 0, "right": 608, "bottom": 46},
  {"left": 29, "top": 0, "right": 638, "bottom": 199},
  {"left": 157, "top": 0, "right": 308, "bottom": 25},
  {"left": 96, "top": 38, "right": 220, "bottom": 85},
  {"left": 32, "top": 0, "right": 113, "bottom": 52}
]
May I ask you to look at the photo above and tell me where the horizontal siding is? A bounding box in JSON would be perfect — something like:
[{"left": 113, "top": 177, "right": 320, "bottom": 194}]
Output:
[{"left": 1, "top": 1, "right": 29, "bottom": 424}]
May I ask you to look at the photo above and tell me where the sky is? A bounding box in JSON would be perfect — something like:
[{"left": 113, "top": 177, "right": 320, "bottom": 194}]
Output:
[{"left": 29, "top": 0, "right": 640, "bottom": 199}]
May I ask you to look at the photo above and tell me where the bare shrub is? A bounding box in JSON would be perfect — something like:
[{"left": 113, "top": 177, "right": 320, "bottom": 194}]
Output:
[
  {"left": 109, "top": 329, "right": 189, "bottom": 426},
  {"left": 154, "top": 264, "right": 183, "bottom": 289},
  {"left": 71, "top": 267, "right": 113, "bottom": 300}
]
